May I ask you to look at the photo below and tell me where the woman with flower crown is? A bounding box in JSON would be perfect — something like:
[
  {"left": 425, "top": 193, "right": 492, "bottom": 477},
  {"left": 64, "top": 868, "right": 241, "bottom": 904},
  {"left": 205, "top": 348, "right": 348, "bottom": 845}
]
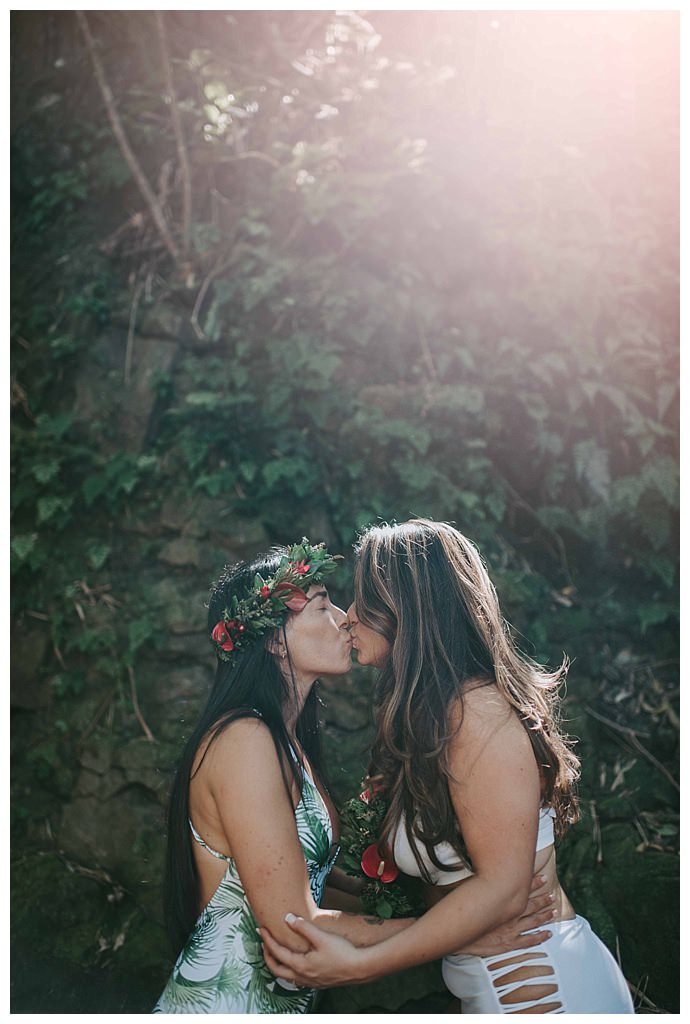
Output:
[
  {"left": 154, "top": 540, "right": 360, "bottom": 1013},
  {"left": 154, "top": 538, "right": 557, "bottom": 1014},
  {"left": 259, "top": 521, "right": 635, "bottom": 1013}
]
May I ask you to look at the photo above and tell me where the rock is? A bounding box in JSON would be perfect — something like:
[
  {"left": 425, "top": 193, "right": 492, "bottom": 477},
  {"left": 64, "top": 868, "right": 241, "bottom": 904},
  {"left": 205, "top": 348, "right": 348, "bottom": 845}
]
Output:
[
  {"left": 73, "top": 331, "right": 177, "bottom": 452},
  {"left": 207, "top": 514, "right": 270, "bottom": 559},
  {"left": 11, "top": 622, "right": 51, "bottom": 709},
  {"left": 120, "top": 337, "right": 177, "bottom": 450},
  {"left": 136, "top": 302, "right": 186, "bottom": 341},
  {"left": 144, "top": 663, "right": 211, "bottom": 707},
  {"left": 74, "top": 766, "right": 127, "bottom": 802},
  {"left": 157, "top": 537, "right": 202, "bottom": 569},
  {"left": 112, "top": 738, "right": 172, "bottom": 801},
  {"left": 298, "top": 509, "right": 339, "bottom": 550},
  {"left": 157, "top": 633, "right": 207, "bottom": 660},
  {"left": 149, "top": 578, "right": 208, "bottom": 635},
  {"left": 159, "top": 494, "right": 200, "bottom": 534},
  {"left": 72, "top": 330, "right": 123, "bottom": 427},
  {"left": 57, "top": 786, "right": 164, "bottom": 882},
  {"left": 79, "top": 743, "right": 113, "bottom": 776},
  {"left": 120, "top": 512, "right": 163, "bottom": 537},
  {"left": 320, "top": 672, "right": 372, "bottom": 732}
]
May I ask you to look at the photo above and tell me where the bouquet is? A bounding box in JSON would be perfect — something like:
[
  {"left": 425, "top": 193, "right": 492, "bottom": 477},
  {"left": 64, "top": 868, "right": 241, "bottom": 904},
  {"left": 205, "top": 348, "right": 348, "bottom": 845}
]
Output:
[{"left": 338, "top": 783, "right": 425, "bottom": 919}]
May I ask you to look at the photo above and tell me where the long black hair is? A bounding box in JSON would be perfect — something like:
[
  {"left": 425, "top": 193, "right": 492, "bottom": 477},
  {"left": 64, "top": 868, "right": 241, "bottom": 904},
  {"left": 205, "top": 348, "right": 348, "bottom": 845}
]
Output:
[{"left": 163, "top": 547, "right": 326, "bottom": 956}]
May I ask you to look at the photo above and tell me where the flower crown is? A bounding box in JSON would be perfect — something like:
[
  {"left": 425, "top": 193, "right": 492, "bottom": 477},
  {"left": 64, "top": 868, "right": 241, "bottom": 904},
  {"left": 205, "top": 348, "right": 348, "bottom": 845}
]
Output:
[{"left": 210, "top": 539, "right": 342, "bottom": 661}]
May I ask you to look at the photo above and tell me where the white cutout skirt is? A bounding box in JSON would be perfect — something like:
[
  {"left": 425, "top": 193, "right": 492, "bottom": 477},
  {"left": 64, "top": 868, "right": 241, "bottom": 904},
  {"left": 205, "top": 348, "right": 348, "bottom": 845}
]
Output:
[{"left": 442, "top": 915, "right": 635, "bottom": 1013}]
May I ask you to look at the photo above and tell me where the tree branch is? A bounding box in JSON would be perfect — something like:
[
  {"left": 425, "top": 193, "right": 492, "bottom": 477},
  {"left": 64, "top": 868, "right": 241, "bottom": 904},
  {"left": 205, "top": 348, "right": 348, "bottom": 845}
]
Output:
[
  {"left": 154, "top": 11, "right": 192, "bottom": 253},
  {"left": 124, "top": 275, "right": 145, "bottom": 386},
  {"left": 128, "top": 666, "right": 156, "bottom": 743},
  {"left": 584, "top": 705, "right": 679, "bottom": 793},
  {"left": 76, "top": 11, "right": 182, "bottom": 267}
]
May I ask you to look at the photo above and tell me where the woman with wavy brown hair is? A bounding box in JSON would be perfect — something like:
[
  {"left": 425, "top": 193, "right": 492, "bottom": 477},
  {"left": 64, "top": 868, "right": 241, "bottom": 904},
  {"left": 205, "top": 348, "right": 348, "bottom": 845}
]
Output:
[{"left": 260, "top": 519, "right": 634, "bottom": 1013}]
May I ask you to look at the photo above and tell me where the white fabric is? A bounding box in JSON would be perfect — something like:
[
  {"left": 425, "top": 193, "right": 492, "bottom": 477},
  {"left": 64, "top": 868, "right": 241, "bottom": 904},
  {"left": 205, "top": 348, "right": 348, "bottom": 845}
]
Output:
[
  {"left": 393, "top": 806, "right": 556, "bottom": 886},
  {"left": 442, "top": 915, "right": 634, "bottom": 1013}
]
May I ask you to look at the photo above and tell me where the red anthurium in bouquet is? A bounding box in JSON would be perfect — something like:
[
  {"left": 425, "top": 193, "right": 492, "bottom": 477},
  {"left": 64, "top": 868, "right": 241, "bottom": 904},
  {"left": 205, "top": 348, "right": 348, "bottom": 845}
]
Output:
[
  {"left": 361, "top": 843, "right": 399, "bottom": 883},
  {"left": 339, "top": 782, "right": 425, "bottom": 918}
]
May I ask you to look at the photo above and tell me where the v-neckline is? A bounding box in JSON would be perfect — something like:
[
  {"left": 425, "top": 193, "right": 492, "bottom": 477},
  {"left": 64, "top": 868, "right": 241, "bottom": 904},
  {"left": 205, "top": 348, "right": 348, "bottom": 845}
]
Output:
[{"left": 290, "top": 742, "right": 340, "bottom": 851}]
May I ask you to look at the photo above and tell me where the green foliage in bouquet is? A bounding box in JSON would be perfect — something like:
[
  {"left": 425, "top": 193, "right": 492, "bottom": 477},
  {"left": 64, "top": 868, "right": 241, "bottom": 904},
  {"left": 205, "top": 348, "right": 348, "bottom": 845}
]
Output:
[{"left": 338, "top": 786, "right": 425, "bottom": 919}]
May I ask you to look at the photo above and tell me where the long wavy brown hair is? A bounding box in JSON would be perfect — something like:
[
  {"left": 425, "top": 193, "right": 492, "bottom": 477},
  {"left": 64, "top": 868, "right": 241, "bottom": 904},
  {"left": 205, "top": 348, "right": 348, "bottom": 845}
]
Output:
[{"left": 355, "top": 518, "right": 580, "bottom": 882}]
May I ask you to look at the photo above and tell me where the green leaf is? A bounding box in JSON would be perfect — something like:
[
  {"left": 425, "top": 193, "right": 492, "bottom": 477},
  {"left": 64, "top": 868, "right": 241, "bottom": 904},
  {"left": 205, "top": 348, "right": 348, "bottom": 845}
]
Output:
[
  {"left": 82, "top": 474, "right": 108, "bottom": 506},
  {"left": 35, "top": 412, "right": 73, "bottom": 439},
  {"left": 87, "top": 543, "right": 111, "bottom": 570},
  {"left": 638, "top": 602, "right": 674, "bottom": 634},
  {"left": 11, "top": 533, "right": 38, "bottom": 560},
  {"left": 31, "top": 460, "right": 61, "bottom": 484},
  {"left": 129, "top": 616, "right": 155, "bottom": 654},
  {"left": 37, "top": 495, "right": 72, "bottom": 523},
  {"left": 375, "top": 898, "right": 393, "bottom": 918},
  {"left": 484, "top": 491, "right": 507, "bottom": 522},
  {"left": 573, "top": 440, "right": 610, "bottom": 501},
  {"left": 262, "top": 457, "right": 310, "bottom": 491},
  {"left": 239, "top": 461, "right": 257, "bottom": 482}
]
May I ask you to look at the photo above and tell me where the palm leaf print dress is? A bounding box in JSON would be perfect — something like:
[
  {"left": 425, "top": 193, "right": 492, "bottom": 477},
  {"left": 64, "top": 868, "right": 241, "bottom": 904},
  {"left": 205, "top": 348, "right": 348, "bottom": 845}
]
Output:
[{"left": 154, "top": 729, "right": 338, "bottom": 1014}]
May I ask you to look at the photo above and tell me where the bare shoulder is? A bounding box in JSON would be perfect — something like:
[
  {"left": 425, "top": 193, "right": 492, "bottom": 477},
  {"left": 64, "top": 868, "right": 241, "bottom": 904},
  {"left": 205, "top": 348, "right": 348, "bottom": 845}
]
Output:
[
  {"left": 456, "top": 680, "right": 513, "bottom": 723},
  {"left": 450, "top": 681, "right": 524, "bottom": 749},
  {"left": 195, "top": 714, "right": 276, "bottom": 776},
  {"left": 447, "top": 683, "right": 537, "bottom": 790}
]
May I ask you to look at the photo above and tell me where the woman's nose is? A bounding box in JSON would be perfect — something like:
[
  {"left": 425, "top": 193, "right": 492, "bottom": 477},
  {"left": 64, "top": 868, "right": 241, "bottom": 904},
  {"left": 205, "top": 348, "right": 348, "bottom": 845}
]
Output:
[{"left": 346, "top": 601, "right": 358, "bottom": 624}]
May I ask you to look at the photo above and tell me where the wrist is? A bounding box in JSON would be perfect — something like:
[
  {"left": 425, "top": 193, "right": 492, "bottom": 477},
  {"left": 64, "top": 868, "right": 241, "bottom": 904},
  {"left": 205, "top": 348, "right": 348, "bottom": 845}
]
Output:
[
  {"left": 353, "top": 945, "right": 377, "bottom": 983},
  {"left": 311, "top": 908, "right": 338, "bottom": 931}
]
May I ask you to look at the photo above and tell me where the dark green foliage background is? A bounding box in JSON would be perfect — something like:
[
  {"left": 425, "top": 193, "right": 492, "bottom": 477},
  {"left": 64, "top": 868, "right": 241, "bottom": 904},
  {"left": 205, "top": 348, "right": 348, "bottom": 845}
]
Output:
[{"left": 11, "top": 11, "right": 678, "bottom": 1013}]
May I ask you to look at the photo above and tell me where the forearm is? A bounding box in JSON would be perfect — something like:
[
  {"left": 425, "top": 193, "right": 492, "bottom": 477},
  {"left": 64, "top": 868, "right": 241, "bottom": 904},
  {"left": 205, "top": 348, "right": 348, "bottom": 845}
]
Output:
[
  {"left": 353, "top": 875, "right": 526, "bottom": 981},
  {"left": 321, "top": 885, "right": 364, "bottom": 914},
  {"left": 326, "top": 865, "right": 365, "bottom": 897},
  {"left": 313, "top": 908, "right": 416, "bottom": 948}
]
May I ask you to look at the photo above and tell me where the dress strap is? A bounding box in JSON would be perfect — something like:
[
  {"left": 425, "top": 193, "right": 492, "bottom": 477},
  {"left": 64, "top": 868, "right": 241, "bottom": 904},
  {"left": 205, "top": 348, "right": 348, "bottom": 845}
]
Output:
[{"left": 188, "top": 818, "right": 233, "bottom": 864}]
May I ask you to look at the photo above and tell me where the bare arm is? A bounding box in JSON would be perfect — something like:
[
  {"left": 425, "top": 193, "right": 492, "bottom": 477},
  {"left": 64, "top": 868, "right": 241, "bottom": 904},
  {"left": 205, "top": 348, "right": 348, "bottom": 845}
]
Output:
[
  {"left": 208, "top": 719, "right": 415, "bottom": 951},
  {"left": 314, "top": 908, "right": 415, "bottom": 947},
  {"left": 261, "top": 686, "right": 543, "bottom": 984},
  {"left": 205, "top": 719, "right": 321, "bottom": 953}
]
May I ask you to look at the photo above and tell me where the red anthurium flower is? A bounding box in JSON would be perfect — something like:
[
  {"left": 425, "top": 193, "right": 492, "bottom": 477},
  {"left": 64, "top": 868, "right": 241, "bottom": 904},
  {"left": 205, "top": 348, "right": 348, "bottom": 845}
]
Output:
[
  {"left": 361, "top": 843, "right": 398, "bottom": 883},
  {"left": 212, "top": 621, "right": 235, "bottom": 652},
  {"left": 260, "top": 585, "right": 271, "bottom": 599},
  {"left": 274, "top": 581, "right": 309, "bottom": 612},
  {"left": 359, "top": 780, "right": 385, "bottom": 804},
  {"left": 291, "top": 560, "right": 311, "bottom": 576}
]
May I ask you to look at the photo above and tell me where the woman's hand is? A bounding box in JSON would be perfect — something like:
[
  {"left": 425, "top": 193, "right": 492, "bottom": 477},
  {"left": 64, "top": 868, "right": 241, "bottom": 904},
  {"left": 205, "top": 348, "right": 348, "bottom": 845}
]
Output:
[
  {"left": 259, "top": 914, "right": 367, "bottom": 989},
  {"left": 455, "top": 889, "right": 556, "bottom": 957}
]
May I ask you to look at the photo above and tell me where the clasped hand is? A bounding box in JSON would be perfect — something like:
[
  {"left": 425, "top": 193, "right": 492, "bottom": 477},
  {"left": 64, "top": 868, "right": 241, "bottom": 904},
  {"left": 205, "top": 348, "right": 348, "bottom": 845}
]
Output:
[
  {"left": 258, "top": 886, "right": 557, "bottom": 989},
  {"left": 259, "top": 914, "right": 365, "bottom": 989}
]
